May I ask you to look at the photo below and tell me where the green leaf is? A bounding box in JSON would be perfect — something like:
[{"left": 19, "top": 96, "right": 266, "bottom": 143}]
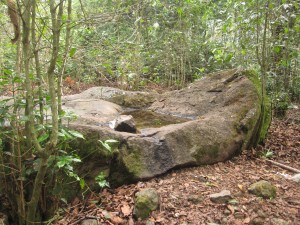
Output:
[
  {"left": 95, "top": 172, "right": 110, "bottom": 188},
  {"left": 61, "top": 198, "right": 68, "bottom": 204},
  {"left": 99, "top": 141, "right": 112, "bottom": 152},
  {"left": 177, "top": 7, "right": 183, "bottom": 17},
  {"left": 80, "top": 178, "right": 85, "bottom": 189},
  {"left": 38, "top": 133, "right": 49, "bottom": 143},
  {"left": 60, "top": 128, "right": 73, "bottom": 140},
  {"left": 274, "top": 46, "right": 281, "bottom": 54},
  {"left": 68, "top": 171, "right": 80, "bottom": 180},
  {"left": 69, "top": 47, "right": 77, "bottom": 57},
  {"left": 12, "top": 76, "right": 22, "bottom": 83},
  {"left": 57, "top": 160, "right": 67, "bottom": 168},
  {"left": 68, "top": 130, "right": 85, "bottom": 139},
  {"left": 224, "top": 53, "right": 233, "bottom": 63},
  {"left": 3, "top": 69, "right": 12, "bottom": 75},
  {"left": 284, "top": 27, "right": 289, "bottom": 33},
  {"left": 58, "top": 131, "right": 65, "bottom": 137},
  {"left": 105, "top": 139, "right": 119, "bottom": 144},
  {"left": 72, "top": 158, "right": 82, "bottom": 163},
  {"left": 142, "top": 67, "right": 149, "bottom": 73}
]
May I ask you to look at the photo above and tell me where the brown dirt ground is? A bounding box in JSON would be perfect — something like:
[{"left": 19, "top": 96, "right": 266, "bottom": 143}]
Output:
[{"left": 56, "top": 107, "right": 300, "bottom": 225}]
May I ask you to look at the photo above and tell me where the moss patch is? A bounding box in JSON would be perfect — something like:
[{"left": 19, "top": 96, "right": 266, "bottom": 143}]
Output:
[
  {"left": 120, "top": 144, "right": 144, "bottom": 178},
  {"left": 240, "top": 70, "right": 271, "bottom": 144},
  {"left": 134, "top": 188, "right": 159, "bottom": 219},
  {"left": 110, "top": 93, "right": 156, "bottom": 108},
  {"left": 193, "top": 145, "right": 220, "bottom": 163},
  {"left": 248, "top": 180, "right": 277, "bottom": 199}
]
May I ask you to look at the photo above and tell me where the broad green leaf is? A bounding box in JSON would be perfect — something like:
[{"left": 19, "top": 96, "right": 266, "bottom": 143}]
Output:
[
  {"left": 99, "top": 141, "right": 112, "bottom": 152},
  {"left": 38, "top": 133, "right": 49, "bottom": 143},
  {"left": 57, "top": 160, "right": 67, "bottom": 168},
  {"left": 68, "top": 130, "right": 85, "bottom": 139},
  {"left": 3, "top": 69, "right": 12, "bottom": 75},
  {"left": 61, "top": 128, "right": 73, "bottom": 139}
]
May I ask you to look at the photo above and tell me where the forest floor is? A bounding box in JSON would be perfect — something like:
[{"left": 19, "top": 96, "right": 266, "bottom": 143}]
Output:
[{"left": 57, "top": 107, "right": 300, "bottom": 225}]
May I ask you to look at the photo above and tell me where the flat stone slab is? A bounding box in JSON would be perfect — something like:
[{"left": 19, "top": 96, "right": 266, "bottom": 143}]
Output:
[{"left": 63, "top": 99, "right": 121, "bottom": 125}]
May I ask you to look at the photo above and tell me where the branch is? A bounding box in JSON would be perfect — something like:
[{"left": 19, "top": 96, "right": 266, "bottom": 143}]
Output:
[{"left": 262, "top": 158, "right": 300, "bottom": 173}]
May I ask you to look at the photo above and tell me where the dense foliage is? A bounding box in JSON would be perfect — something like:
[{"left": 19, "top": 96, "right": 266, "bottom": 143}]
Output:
[{"left": 1, "top": 1, "right": 299, "bottom": 96}]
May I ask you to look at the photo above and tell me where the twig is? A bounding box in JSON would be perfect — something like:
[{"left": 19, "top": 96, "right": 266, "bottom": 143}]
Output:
[
  {"left": 261, "top": 158, "right": 300, "bottom": 173},
  {"left": 69, "top": 217, "right": 84, "bottom": 225}
]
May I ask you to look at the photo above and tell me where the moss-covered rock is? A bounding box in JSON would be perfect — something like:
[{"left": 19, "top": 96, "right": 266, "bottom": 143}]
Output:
[
  {"left": 120, "top": 141, "right": 146, "bottom": 179},
  {"left": 134, "top": 188, "right": 160, "bottom": 219},
  {"left": 248, "top": 180, "right": 277, "bottom": 199}
]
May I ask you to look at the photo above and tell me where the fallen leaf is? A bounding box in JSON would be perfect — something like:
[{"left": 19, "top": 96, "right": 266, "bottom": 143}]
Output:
[
  {"left": 227, "top": 205, "right": 235, "bottom": 214},
  {"left": 121, "top": 204, "right": 132, "bottom": 216},
  {"left": 238, "top": 184, "right": 245, "bottom": 192},
  {"left": 128, "top": 217, "right": 134, "bottom": 225},
  {"left": 110, "top": 215, "right": 124, "bottom": 224},
  {"left": 243, "top": 217, "right": 251, "bottom": 223}
]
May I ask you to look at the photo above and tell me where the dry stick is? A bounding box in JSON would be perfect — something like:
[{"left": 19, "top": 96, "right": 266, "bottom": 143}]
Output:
[{"left": 262, "top": 159, "right": 300, "bottom": 173}]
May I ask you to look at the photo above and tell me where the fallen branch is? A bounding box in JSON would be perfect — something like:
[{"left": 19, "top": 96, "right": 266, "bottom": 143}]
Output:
[{"left": 260, "top": 158, "right": 300, "bottom": 173}]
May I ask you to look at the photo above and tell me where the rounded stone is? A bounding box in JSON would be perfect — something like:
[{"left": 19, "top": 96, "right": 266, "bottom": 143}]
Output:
[{"left": 134, "top": 188, "right": 160, "bottom": 219}]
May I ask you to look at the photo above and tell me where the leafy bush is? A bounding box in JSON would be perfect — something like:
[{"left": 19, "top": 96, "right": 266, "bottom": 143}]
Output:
[{"left": 273, "top": 92, "right": 290, "bottom": 118}]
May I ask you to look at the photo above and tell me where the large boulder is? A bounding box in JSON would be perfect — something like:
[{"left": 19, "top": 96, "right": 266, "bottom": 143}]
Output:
[{"left": 63, "top": 69, "right": 270, "bottom": 186}]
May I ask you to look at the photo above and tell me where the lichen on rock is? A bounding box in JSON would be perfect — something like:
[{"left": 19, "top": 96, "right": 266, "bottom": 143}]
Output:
[
  {"left": 248, "top": 180, "right": 277, "bottom": 199},
  {"left": 134, "top": 188, "right": 160, "bottom": 219}
]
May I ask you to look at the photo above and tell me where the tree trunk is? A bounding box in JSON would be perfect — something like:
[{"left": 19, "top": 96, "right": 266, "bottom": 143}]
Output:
[
  {"left": 25, "top": 0, "right": 64, "bottom": 223},
  {"left": 58, "top": 0, "right": 72, "bottom": 120},
  {"left": 31, "top": 0, "right": 44, "bottom": 125}
]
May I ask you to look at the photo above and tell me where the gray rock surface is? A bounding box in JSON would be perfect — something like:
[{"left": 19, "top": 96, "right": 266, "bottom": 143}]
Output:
[
  {"left": 290, "top": 173, "right": 300, "bottom": 182},
  {"left": 110, "top": 115, "right": 137, "bottom": 133},
  {"left": 209, "top": 190, "right": 232, "bottom": 204}
]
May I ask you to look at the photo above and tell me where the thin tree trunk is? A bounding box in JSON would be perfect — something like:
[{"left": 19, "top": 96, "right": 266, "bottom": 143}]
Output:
[
  {"left": 58, "top": 0, "right": 72, "bottom": 120},
  {"left": 26, "top": 157, "right": 48, "bottom": 225},
  {"left": 261, "top": 0, "right": 270, "bottom": 100},
  {"left": 31, "top": 0, "right": 44, "bottom": 124},
  {"left": 26, "top": 1, "right": 64, "bottom": 223}
]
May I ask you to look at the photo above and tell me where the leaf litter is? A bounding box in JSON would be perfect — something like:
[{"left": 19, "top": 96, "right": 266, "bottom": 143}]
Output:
[{"left": 56, "top": 108, "right": 300, "bottom": 225}]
